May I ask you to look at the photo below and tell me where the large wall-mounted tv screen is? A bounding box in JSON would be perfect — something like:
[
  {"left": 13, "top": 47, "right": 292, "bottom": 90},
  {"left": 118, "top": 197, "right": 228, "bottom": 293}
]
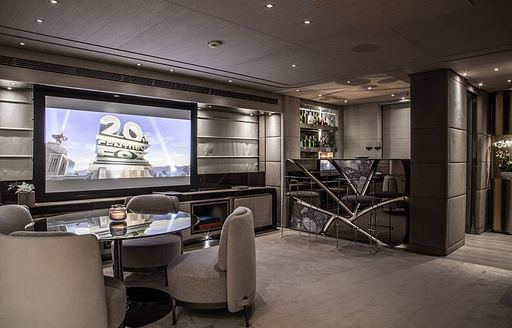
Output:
[{"left": 34, "top": 86, "right": 196, "bottom": 200}]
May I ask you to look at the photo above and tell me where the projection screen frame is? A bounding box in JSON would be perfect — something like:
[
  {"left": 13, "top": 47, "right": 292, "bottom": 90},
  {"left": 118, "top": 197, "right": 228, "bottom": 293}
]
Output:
[{"left": 33, "top": 85, "right": 197, "bottom": 202}]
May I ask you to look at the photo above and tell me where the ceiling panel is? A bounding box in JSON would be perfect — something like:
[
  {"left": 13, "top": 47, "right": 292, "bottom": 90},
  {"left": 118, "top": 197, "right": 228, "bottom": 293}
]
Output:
[
  {"left": 0, "top": 0, "right": 173, "bottom": 47},
  {"left": 119, "top": 7, "right": 290, "bottom": 73},
  {"left": 395, "top": 2, "right": 512, "bottom": 58}
]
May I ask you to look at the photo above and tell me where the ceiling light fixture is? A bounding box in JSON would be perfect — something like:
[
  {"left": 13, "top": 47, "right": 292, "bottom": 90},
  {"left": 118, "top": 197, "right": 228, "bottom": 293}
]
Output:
[
  {"left": 49, "top": 0, "right": 60, "bottom": 4},
  {"left": 303, "top": 19, "right": 312, "bottom": 24},
  {"left": 494, "top": 68, "right": 499, "bottom": 71},
  {"left": 347, "top": 80, "right": 351, "bottom": 84},
  {"left": 268, "top": 113, "right": 272, "bottom": 116},
  {"left": 401, "top": 97, "right": 405, "bottom": 100},
  {"left": 113, "top": 94, "right": 120, "bottom": 98},
  {"left": 18, "top": 42, "right": 26, "bottom": 46},
  {"left": 367, "top": 86, "right": 372, "bottom": 90},
  {"left": 264, "top": 3, "right": 275, "bottom": 8},
  {"left": 291, "top": 64, "right": 297, "bottom": 68},
  {"left": 296, "top": 89, "right": 300, "bottom": 92},
  {"left": 7, "top": 87, "right": 13, "bottom": 90},
  {"left": 318, "top": 94, "right": 322, "bottom": 97},
  {"left": 391, "top": 93, "right": 395, "bottom": 97},
  {"left": 507, "top": 79, "right": 512, "bottom": 83},
  {"left": 35, "top": 18, "right": 45, "bottom": 23},
  {"left": 228, "top": 80, "right": 233, "bottom": 83},
  {"left": 169, "top": 69, "right": 174, "bottom": 72},
  {"left": 136, "top": 63, "right": 142, "bottom": 67},
  {"left": 344, "top": 100, "right": 348, "bottom": 103},
  {"left": 462, "top": 71, "right": 468, "bottom": 77},
  {"left": 478, "top": 82, "right": 484, "bottom": 87}
]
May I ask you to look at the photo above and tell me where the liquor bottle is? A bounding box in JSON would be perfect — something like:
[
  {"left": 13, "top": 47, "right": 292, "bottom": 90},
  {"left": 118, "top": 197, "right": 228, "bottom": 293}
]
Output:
[{"left": 307, "top": 111, "right": 313, "bottom": 125}]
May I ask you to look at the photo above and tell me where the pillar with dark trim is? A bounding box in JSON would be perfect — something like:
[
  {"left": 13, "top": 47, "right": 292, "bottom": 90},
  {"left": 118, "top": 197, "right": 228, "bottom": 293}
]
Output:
[{"left": 409, "top": 69, "right": 467, "bottom": 255}]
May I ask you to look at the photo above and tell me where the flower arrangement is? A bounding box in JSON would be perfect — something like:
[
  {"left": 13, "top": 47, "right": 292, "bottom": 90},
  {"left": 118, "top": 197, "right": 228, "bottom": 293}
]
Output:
[
  {"left": 493, "top": 139, "right": 512, "bottom": 172},
  {"left": 8, "top": 181, "right": 35, "bottom": 194}
]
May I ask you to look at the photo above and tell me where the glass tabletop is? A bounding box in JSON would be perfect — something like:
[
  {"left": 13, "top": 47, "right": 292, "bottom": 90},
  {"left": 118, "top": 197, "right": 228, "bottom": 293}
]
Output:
[{"left": 45, "top": 209, "right": 192, "bottom": 241}]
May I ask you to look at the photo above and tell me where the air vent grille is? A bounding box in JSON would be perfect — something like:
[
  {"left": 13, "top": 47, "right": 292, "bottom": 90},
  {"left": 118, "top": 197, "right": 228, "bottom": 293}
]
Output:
[{"left": 0, "top": 55, "right": 278, "bottom": 105}]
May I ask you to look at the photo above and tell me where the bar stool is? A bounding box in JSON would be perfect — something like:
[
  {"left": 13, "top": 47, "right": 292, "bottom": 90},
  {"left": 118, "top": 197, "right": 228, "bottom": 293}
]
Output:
[{"left": 371, "top": 175, "right": 402, "bottom": 243}]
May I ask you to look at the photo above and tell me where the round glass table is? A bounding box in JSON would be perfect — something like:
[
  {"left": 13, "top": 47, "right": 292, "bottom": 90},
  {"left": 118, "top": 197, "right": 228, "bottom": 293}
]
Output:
[{"left": 44, "top": 209, "right": 192, "bottom": 280}]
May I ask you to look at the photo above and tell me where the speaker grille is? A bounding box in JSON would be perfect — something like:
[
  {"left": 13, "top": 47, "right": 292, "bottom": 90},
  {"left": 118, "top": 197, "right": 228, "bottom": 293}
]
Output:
[{"left": 0, "top": 55, "right": 278, "bottom": 105}]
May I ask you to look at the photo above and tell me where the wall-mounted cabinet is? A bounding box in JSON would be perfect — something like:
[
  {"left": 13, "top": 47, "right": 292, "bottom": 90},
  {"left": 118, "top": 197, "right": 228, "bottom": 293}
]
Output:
[{"left": 299, "top": 104, "right": 338, "bottom": 159}]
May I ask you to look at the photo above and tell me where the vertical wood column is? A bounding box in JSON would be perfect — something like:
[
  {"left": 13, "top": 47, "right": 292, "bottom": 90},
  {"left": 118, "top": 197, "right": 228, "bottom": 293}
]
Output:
[{"left": 409, "top": 69, "right": 467, "bottom": 255}]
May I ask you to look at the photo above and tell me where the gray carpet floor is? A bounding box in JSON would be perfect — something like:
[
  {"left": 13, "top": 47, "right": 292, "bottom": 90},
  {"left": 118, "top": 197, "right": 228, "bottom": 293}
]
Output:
[{"left": 108, "top": 230, "right": 512, "bottom": 328}]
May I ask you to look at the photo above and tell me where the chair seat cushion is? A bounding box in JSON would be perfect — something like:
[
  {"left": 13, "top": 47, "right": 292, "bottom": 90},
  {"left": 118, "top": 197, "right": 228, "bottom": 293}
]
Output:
[
  {"left": 371, "top": 191, "right": 403, "bottom": 198},
  {"left": 286, "top": 190, "right": 320, "bottom": 198},
  {"left": 104, "top": 276, "right": 126, "bottom": 328},
  {"left": 121, "top": 233, "right": 181, "bottom": 269},
  {"left": 167, "top": 247, "right": 227, "bottom": 305}
]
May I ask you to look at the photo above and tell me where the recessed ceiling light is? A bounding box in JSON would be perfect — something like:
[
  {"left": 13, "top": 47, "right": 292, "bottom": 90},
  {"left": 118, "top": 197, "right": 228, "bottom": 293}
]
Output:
[
  {"left": 367, "top": 86, "right": 372, "bottom": 90},
  {"left": 318, "top": 94, "right": 322, "bottom": 97},
  {"left": 344, "top": 100, "right": 348, "bottom": 103},
  {"left": 401, "top": 97, "right": 405, "bottom": 100},
  {"left": 7, "top": 87, "right": 13, "bottom": 90},
  {"left": 478, "top": 82, "right": 484, "bottom": 87},
  {"left": 296, "top": 89, "right": 300, "bottom": 92},
  {"left": 113, "top": 94, "right": 120, "bottom": 98},
  {"left": 49, "top": 0, "right": 60, "bottom": 4},
  {"left": 18, "top": 42, "right": 26, "bottom": 46},
  {"left": 391, "top": 93, "right": 395, "bottom": 97},
  {"left": 291, "top": 64, "right": 297, "bottom": 68},
  {"left": 303, "top": 19, "right": 312, "bottom": 25},
  {"left": 507, "top": 79, "right": 511, "bottom": 83},
  {"left": 169, "top": 69, "right": 174, "bottom": 72},
  {"left": 462, "top": 71, "right": 468, "bottom": 77},
  {"left": 249, "top": 113, "right": 254, "bottom": 116},
  {"left": 494, "top": 68, "right": 499, "bottom": 71},
  {"left": 268, "top": 113, "right": 272, "bottom": 116},
  {"left": 228, "top": 80, "right": 233, "bottom": 83},
  {"left": 347, "top": 80, "right": 351, "bottom": 84},
  {"left": 136, "top": 63, "right": 142, "bottom": 67},
  {"left": 264, "top": 3, "right": 275, "bottom": 8},
  {"left": 35, "top": 18, "right": 45, "bottom": 23}
]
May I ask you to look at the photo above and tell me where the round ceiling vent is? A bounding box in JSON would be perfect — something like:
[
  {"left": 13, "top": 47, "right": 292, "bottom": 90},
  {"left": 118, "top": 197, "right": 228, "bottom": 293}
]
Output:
[
  {"left": 377, "top": 77, "right": 398, "bottom": 84},
  {"left": 208, "top": 40, "right": 223, "bottom": 49}
]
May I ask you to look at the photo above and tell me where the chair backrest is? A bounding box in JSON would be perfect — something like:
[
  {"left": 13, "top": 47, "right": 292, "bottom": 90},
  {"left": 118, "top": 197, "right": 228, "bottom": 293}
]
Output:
[
  {"left": 0, "top": 204, "right": 33, "bottom": 235},
  {"left": 125, "top": 194, "right": 179, "bottom": 213},
  {"left": 0, "top": 232, "right": 110, "bottom": 328},
  {"left": 217, "top": 206, "right": 256, "bottom": 313}
]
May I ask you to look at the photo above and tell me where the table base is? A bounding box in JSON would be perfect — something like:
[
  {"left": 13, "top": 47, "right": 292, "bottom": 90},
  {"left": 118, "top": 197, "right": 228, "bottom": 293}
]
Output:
[{"left": 124, "top": 287, "right": 172, "bottom": 327}]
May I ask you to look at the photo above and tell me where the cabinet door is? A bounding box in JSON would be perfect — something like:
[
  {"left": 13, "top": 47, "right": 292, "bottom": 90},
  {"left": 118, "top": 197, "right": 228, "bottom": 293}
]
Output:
[
  {"left": 233, "top": 197, "right": 255, "bottom": 214},
  {"left": 234, "top": 194, "right": 273, "bottom": 228},
  {"left": 253, "top": 195, "right": 273, "bottom": 228}
]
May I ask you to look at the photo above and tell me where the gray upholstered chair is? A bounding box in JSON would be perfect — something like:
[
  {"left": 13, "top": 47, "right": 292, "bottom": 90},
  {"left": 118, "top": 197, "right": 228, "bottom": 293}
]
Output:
[
  {"left": 0, "top": 204, "right": 33, "bottom": 235},
  {"left": 122, "top": 194, "right": 182, "bottom": 282},
  {"left": 0, "top": 231, "right": 126, "bottom": 328},
  {"left": 167, "top": 206, "right": 256, "bottom": 327}
]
